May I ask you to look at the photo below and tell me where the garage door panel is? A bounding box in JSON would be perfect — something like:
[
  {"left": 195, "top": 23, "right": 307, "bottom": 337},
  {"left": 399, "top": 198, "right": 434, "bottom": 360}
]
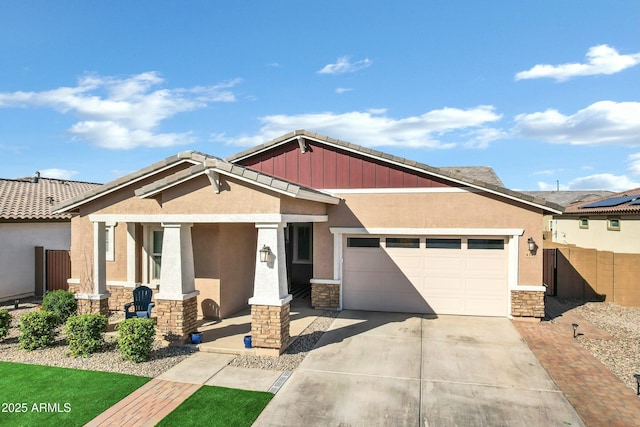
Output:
[{"left": 343, "top": 236, "right": 508, "bottom": 316}]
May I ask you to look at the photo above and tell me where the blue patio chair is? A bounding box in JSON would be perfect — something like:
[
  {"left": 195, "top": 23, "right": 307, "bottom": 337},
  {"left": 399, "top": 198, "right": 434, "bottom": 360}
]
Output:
[{"left": 124, "top": 286, "right": 155, "bottom": 319}]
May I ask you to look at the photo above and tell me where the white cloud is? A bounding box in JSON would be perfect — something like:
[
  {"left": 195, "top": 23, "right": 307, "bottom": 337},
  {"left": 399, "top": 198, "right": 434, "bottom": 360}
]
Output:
[
  {"left": 335, "top": 87, "right": 353, "bottom": 94},
  {"left": 39, "top": 168, "right": 79, "bottom": 180},
  {"left": 318, "top": 56, "right": 372, "bottom": 74},
  {"left": 513, "top": 101, "right": 640, "bottom": 146},
  {"left": 515, "top": 44, "right": 640, "bottom": 81},
  {"left": 538, "top": 174, "right": 640, "bottom": 192},
  {"left": 213, "top": 106, "right": 503, "bottom": 149},
  {"left": 0, "top": 72, "right": 241, "bottom": 149},
  {"left": 629, "top": 152, "right": 640, "bottom": 176}
]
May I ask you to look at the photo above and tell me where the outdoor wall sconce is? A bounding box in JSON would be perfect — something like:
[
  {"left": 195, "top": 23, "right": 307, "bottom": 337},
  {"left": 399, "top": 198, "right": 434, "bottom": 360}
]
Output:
[
  {"left": 572, "top": 323, "right": 579, "bottom": 338},
  {"left": 527, "top": 237, "right": 537, "bottom": 254},
  {"left": 259, "top": 245, "right": 271, "bottom": 263}
]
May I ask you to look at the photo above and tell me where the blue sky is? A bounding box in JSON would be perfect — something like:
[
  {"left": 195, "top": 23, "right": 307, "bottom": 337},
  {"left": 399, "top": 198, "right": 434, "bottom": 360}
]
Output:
[{"left": 0, "top": 1, "right": 638, "bottom": 191}]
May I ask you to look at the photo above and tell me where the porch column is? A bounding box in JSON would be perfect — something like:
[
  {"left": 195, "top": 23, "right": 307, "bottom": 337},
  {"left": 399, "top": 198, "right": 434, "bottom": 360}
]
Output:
[
  {"left": 126, "top": 222, "right": 137, "bottom": 285},
  {"left": 249, "top": 222, "right": 292, "bottom": 355},
  {"left": 77, "top": 221, "right": 110, "bottom": 315},
  {"left": 154, "top": 223, "right": 199, "bottom": 342}
]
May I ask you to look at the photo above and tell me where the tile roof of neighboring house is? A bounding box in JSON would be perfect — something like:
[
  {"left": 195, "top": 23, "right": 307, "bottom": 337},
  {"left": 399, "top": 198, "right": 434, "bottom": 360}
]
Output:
[
  {"left": 0, "top": 175, "right": 101, "bottom": 221},
  {"left": 227, "top": 130, "right": 564, "bottom": 214},
  {"left": 54, "top": 150, "right": 340, "bottom": 213},
  {"left": 522, "top": 191, "right": 614, "bottom": 208},
  {"left": 563, "top": 187, "right": 640, "bottom": 215}
]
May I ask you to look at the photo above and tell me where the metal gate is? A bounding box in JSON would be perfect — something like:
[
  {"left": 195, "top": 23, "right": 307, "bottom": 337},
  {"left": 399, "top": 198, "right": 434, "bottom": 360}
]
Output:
[
  {"left": 46, "top": 250, "right": 71, "bottom": 292},
  {"left": 543, "top": 248, "right": 557, "bottom": 296}
]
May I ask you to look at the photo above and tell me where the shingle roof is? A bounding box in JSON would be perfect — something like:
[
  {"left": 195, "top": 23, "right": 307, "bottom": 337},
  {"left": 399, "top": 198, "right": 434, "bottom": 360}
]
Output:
[
  {"left": 563, "top": 187, "right": 640, "bottom": 215},
  {"left": 227, "top": 130, "right": 564, "bottom": 214},
  {"left": 0, "top": 176, "right": 101, "bottom": 221},
  {"left": 440, "top": 167, "right": 504, "bottom": 187}
]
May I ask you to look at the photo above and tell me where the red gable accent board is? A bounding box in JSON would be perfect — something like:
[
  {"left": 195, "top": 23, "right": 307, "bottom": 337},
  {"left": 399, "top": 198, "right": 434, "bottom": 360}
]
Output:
[{"left": 237, "top": 140, "right": 457, "bottom": 190}]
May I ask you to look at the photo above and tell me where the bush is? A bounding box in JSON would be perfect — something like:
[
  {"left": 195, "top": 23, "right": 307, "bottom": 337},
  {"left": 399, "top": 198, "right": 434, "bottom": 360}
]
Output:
[
  {"left": 42, "top": 290, "right": 77, "bottom": 325},
  {"left": 65, "top": 314, "right": 108, "bottom": 357},
  {"left": 116, "top": 318, "right": 156, "bottom": 362},
  {"left": 19, "top": 311, "right": 59, "bottom": 350},
  {"left": 0, "top": 309, "right": 11, "bottom": 340}
]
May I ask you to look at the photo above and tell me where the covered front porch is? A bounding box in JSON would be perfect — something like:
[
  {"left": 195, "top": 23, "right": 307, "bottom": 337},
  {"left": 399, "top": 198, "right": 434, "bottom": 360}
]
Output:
[{"left": 194, "top": 297, "right": 321, "bottom": 355}]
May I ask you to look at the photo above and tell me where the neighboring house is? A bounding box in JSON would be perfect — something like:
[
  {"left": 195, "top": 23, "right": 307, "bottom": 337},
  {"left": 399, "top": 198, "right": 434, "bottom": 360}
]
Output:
[
  {"left": 523, "top": 191, "right": 613, "bottom": 239},
  {"left": 552, "top": 188, "right": 640, "bottom": 254},
  {"left": 54, "top": 130, "right": 562, "bottom": 353},
  {"left": 0, "top": 174, "right": 100, "bottom": 302}
]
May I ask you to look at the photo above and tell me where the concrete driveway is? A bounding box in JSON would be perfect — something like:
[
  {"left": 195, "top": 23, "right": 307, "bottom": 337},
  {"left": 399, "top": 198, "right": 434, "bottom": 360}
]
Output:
[{"left": 253, "top": 311, "right": 585, "bottom": 427}]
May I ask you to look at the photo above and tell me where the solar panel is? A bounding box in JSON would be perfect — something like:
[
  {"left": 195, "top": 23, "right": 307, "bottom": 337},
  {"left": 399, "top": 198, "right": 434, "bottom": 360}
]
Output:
[
  {"left": 580, "top": 195, "right": 636, "bottom": 208},
  {"left": 628, "top": 198, "right": 640, "bottom": 206}
]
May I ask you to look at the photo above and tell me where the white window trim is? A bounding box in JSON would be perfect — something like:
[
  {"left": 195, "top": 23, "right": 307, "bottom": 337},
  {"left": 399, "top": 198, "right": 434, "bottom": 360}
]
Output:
[
  {"left": 105, "top": 222, "right": 116, "bottom": 262},
  {"left": 142, "top": 225, "right": 163, "bottom": 284}
]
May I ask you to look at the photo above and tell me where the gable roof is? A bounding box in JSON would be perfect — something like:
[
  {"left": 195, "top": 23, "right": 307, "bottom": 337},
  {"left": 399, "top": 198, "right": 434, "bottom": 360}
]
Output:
[
  {"left": 0, "top": 176, "right": 101, "bottom": 221},
  {"left": 563, "top": 187, "right": 640, "bottom": 215},
  {"left": 227, "top": 130, "right": 564, "bottom": 214},
  {"left": 54, "top": 150, "right": 339, "bottom": 214}
]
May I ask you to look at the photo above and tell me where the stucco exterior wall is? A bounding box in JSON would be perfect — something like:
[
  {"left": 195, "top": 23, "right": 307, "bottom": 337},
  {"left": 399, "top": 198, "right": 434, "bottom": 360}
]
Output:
[
  {"left": 313, "top": 190, "right": 544, "bottom": 286},
  {"left": 553, "top": 215, "right": 640, "bottom": 254},
  {"left": 219, "top": 223, "right": 256, "bottom": 317},
  {"left": 162, "top": 176, "right": 280, "bottom": 214},
  {"left": 0, "top": 222, "right": 70, "bottom": 301}
]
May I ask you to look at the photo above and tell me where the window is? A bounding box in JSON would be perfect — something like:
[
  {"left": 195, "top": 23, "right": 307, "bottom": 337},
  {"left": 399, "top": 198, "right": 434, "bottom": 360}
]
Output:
[
  {"left": 426, "top": 238, "right": 461, "bottom": 249},
  {"left": 607, "top": 218, "right": 621, "bottom": 231},
  {"left": 105, "top": 224, "right": 115, "bottom": 262},
  {"left": 347, "top": 237, "right": 380, "bottom": 248},
  {"left": 292, "top": 224, "right": 312, "bottom": 263},
  {"left": 579, "top": 218, "right": 589, "bottom": 229},
  {"left": 151, "top": 229, "right": 163, "bottom": 280},
  {"left": 468, "top": 239, "right": 504, "bottom": 250},
  {"left": 386, "top": 237, "right": 419, "bottom": 248}
]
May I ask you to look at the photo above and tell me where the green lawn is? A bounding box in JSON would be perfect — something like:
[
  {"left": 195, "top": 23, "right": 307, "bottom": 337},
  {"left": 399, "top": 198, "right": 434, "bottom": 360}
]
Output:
[
  {"left": 0, "top": 361, "right": 151, "bottom": 427},
  {"left": 157, "top": 385, "right": 273, "bottom": 427}
]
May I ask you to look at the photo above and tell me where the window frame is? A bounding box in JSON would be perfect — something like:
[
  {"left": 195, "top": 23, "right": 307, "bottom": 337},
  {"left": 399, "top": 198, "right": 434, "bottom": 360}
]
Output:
[
  {"left": 607, "top": 218, "right": 621, "bottom": 231},
  {"left": 385, "top": 237, "right": 420, "bottom": 248},
  {"left": 468, "top": 238, "right": 505, "bottom": 250},
  {"left": 105, "top": 223, "right": 115, "bottom": 262},
  {"left": 292, "top": 223, "right": 313, "bottom": 264},
  {"left": 426, "top": 238, "right": 462, "bottom": 250},
  {"left": 579, "top": 218, "right": 589, "bottom": 229},
  {"left": 347, "top": 237, "right": 381, "bottom": 248}
]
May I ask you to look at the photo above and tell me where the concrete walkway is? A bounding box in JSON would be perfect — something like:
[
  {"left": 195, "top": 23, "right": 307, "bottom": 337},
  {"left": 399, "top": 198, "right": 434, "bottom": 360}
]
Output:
[
  {"left": 85, "top": 352, "right": 287, "bottom": 426},
  {"left": 514, "top": 300, "right": 640, "bottom": 427}
]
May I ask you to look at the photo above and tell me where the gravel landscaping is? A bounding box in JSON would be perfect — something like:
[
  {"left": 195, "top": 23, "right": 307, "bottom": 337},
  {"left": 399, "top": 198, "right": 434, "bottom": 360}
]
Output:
[
  {"left": 564, "top": 299, "right": 640, "bottom": 392},
  {"left": 0, "top": 297, "right": 338, "bottom": 377}
]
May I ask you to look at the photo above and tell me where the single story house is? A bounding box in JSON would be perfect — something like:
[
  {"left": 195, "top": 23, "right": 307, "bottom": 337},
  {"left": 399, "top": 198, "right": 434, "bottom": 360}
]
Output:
[
  {"left": 0, "top": 174, "right": 100, "bottom": 302},
  {"left": 552, "top": 187, "right": 640, "bottom": 254},
  {"left": 54, "top": 130, "right": 563, "bottom": 353}
]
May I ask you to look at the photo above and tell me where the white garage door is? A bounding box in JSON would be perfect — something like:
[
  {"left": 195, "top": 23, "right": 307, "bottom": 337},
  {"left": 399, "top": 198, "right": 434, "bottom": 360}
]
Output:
[{"left": 342, "top": 236, "right": 508, "bottom": 316}]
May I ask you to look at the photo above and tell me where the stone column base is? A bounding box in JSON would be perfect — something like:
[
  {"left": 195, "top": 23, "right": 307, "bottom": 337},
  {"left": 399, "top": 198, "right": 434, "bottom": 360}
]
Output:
[
  {"left": 76, "top": 297, "right": 109, "bottom": 316},
  {"left": 511, "top": 290, "right": 545, "bottom": 318},
  {"left": 251, "top": 302, "right": 291, "bottom": 353},
  {"left": 155, "top": 296, "right": 198, "bottom": 342},
  {"left": 311, "top": 281, "right": 340, "bottom": 309}
]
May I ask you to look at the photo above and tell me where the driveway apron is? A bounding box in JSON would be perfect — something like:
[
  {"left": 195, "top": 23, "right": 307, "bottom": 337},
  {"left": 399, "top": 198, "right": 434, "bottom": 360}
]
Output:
[{"left": 253, "top": 311, "right": 584, "bottom": 427}]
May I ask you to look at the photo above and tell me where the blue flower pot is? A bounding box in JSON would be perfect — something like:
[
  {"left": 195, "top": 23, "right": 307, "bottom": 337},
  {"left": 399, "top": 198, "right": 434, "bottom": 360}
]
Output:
[
  {"left": 191, "top": 332, "right": 203, "bottom": 344},
  {"left": 244, "top": 335, "right": 252, "bottom": 348}
]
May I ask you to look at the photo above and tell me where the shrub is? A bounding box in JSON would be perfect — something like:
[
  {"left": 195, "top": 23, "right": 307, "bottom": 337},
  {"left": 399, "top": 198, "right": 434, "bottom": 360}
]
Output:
[
  {"left": 116, "top": 318, "right": 156, "bottom": 362},
  {"left": 0, "top": 309, "right": 11, "bottom": 340},
  {"left": 65, "top": 314, "right": 108, "bottom": 357},
  {"left": 19, "top": 311, "right": 59, "bottom": 350},
  {"left": 42, "top": 290, "right": 77, "bottom": 325}
]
